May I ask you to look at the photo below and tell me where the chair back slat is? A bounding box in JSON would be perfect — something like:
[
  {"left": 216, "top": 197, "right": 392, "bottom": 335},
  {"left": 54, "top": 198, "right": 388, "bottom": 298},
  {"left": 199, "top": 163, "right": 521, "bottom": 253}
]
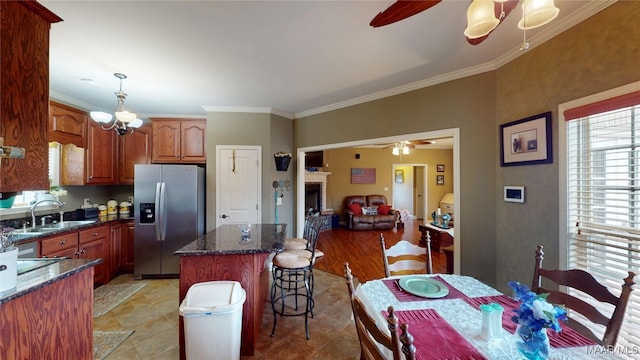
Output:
[
  {"left": 381, "top": 233, "right": 432, "bottom": 277},
  {"left": 531, "top": 245, "right": 635, "bottom": 347}
]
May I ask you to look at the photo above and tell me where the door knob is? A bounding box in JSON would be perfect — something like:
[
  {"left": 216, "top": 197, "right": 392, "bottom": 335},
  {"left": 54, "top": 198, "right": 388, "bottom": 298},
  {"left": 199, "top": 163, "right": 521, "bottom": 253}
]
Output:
[{"left": 221, "top": 214, "right": 229, "bottom": 219}]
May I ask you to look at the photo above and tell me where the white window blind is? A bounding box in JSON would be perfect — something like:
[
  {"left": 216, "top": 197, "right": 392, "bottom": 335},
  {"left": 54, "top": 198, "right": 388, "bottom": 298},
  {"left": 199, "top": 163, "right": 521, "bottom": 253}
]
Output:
[{"left": 566, "top": 94, "right": 640, "bottom": 352}]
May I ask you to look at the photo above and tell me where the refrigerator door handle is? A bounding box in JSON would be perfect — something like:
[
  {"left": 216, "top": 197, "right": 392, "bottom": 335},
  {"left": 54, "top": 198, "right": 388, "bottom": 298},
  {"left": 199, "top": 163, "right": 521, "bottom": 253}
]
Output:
[
  {"left": 155, "top": 182, "right": 162, "bottom": 241},
  {"left": 159, "top": 182, "right": 167, "bottom": 241}
]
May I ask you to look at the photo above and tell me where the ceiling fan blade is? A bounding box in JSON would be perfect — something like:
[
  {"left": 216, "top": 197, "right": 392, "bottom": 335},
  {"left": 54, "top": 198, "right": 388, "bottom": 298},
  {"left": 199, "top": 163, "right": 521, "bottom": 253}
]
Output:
[
  {"left": 370, "top": 0, "right": 442, "bottom": 28},
  {"left": 466, "top": 0, "right": 518, "bottom": 45}
]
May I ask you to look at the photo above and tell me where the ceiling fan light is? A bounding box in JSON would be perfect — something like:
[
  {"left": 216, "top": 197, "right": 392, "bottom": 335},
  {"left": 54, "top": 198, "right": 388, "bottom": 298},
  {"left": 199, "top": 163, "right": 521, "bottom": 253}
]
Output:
[
  {"left": 90, "top": 111, "right": 113, "bottom": 124},
  {"left": 464, "top": 0, "right": 500, "bottom": 39},
  {"left": 517, "top": 0, "right": 559, "bottom": 30},
  {"left": 392, "top": 147, "right": 400, "bottom": 156},
  {"left": 402, "top": 145, "right": 410, "bottom": 155}
]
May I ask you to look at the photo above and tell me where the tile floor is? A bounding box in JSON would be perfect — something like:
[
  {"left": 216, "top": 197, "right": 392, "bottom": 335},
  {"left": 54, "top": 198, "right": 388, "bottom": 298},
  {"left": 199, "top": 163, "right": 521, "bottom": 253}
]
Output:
[{"left": 95, "top": 270, "right": 361, "bottom": 359}]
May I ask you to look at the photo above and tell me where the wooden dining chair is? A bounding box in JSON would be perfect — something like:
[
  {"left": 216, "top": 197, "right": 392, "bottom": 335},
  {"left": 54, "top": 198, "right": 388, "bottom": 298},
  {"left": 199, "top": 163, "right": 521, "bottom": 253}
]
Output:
[
  {"left": 532, "top": 245, "right": 635, "bottom": 347},
  {"left": 380, "top": 233, "right": 432, "bottom": 277},
  {"left": 344, "top": 262, "right": 416, "bottom": 360}
]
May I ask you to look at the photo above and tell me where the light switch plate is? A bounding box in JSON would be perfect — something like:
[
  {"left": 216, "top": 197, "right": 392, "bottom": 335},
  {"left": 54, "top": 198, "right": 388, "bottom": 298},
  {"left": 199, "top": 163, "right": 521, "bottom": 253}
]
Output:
[{"left": 276, "top": 197, "right": 282, "bottom": 205}]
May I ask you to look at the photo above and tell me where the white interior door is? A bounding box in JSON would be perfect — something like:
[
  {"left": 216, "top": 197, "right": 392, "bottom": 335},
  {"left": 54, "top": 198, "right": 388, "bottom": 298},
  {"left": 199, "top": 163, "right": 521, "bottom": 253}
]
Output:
[{"left": 216, "top": 146, "right": 261, "bottom": 226}]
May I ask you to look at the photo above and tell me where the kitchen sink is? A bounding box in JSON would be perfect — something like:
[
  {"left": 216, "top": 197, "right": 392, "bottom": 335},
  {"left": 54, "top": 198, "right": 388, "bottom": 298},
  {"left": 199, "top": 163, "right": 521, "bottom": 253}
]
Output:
[
  {"left": 13, "top": 228, "right": 58, "bottom": 235},
  {"left": 41, "top": 220, "right": 97, "bottom": 229}
]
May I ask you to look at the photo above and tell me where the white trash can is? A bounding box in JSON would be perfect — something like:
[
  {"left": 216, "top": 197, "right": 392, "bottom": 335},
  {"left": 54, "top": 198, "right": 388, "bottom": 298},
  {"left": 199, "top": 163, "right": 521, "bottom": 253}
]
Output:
[{"left": 179, "top": 281, "right": 246, "bottom": 360}]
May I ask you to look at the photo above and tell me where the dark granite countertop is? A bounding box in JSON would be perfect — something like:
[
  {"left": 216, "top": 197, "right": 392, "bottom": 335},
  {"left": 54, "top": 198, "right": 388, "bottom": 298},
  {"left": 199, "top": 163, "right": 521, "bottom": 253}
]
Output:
[
  {"left": 0, "top": 258, "right": 102, "bottom": 305},
  {"left": 175, "top": 223, "right": 287, "bottom": 256},
  {"left": 12, "top": 215, "right": 134, "bottom": 246}
]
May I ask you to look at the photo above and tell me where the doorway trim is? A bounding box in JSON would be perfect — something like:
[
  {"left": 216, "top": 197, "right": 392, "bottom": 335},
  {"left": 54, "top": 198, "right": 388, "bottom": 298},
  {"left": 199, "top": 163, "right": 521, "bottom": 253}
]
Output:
[{"left": 296, "top": 128, "right": 460, "bottom": 273}]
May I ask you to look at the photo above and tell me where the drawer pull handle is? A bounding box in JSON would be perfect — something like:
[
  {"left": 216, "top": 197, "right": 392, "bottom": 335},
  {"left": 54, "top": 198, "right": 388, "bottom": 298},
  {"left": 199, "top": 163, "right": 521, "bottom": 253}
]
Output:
[
  {"left": 92, "top": 232, "right": 98, "bottom": 236},
  {"left": 60, "top": 240, "right": 66, "bottom": 245}
]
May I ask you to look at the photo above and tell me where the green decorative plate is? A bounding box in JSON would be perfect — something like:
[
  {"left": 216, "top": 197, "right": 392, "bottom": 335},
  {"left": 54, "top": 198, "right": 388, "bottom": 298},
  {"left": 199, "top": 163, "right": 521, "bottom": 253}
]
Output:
[{"left": 398, "top": 276, "right": 449, "bottom": 298}]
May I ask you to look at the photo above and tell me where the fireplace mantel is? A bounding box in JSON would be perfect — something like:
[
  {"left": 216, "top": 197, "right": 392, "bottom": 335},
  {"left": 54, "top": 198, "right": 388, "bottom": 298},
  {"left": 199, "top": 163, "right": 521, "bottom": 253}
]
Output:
[
  {"left": 305, "top": 171, "right": 331, "bottom": 211},
  {"left": 305, "top": 171, "right": 331, "bottom": 184}
]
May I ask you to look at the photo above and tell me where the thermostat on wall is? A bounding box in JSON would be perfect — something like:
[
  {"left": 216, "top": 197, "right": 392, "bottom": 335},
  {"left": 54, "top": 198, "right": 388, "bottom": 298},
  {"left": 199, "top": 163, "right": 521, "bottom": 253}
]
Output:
[{"left": 504, "top": 186, "right": 525, "bottom": 203}]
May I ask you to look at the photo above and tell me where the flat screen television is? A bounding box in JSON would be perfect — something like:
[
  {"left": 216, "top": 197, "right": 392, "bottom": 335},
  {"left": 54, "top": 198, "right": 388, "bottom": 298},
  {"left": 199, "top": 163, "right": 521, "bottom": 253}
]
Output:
[{"left": 305, "top": 151, "right": 323, "bottom": 169}]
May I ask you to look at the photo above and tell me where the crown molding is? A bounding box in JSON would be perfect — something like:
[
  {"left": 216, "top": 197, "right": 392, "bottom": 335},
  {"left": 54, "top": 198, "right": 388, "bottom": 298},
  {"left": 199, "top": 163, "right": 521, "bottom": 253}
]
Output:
[
  {"left": 202, "top": 105, "right": 293, "bottom": 119},
  {"left": 296, "top": 0, "right": 616, "bottom": 119}
]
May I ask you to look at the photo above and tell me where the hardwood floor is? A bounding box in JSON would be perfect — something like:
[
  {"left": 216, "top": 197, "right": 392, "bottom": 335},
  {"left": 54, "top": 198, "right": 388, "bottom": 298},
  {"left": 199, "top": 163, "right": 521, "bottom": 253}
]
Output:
[
  {"left": 98, "top": 218, "right": 442, "bottom": 359},
  {"left": 315, "top": 218, "right": 447, "bottom": 282}
]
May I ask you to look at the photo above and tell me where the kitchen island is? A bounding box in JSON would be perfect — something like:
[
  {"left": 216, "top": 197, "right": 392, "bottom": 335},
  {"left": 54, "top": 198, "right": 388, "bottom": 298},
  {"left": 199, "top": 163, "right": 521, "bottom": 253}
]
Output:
[
  {"left": 0, "top": 258, "right": 101, "bottom": 359},
  {"left": 175, "top": 223, "right": 286, "bottom": 358}
]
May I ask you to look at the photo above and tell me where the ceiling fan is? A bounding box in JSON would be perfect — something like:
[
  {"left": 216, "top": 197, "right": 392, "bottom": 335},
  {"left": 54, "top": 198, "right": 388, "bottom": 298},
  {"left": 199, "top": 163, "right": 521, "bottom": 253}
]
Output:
[
  {"left": 380, "top": 139, "right": 438, "bottom": 150},
  {"left": 369, "top": 0, "right": 554, "bottom": 46}
]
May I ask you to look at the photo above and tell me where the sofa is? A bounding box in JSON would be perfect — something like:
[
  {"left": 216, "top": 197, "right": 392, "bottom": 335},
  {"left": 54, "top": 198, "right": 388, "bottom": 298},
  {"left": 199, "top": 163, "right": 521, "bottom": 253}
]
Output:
[{"left": 344, "top": 195, "right": 399, "bottom": 230}]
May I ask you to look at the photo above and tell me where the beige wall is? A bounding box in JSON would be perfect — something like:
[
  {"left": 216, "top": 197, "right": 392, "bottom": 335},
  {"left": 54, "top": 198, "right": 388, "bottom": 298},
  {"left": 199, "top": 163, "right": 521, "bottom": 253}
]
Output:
[
  {"left": 293, "top": 1, "right": 640, "bottom": 289},
  {"left": 296, "top": 72, "right": 498, "bottom": 285},
  {"left": 494, "top": 1, "right": 640, "bottom": 291},
  {"left": 321, "top": 147, "right": 453, "bottom": 221},
  {"left": 205, "top": 112, "right": 294, "bottom": 235}
]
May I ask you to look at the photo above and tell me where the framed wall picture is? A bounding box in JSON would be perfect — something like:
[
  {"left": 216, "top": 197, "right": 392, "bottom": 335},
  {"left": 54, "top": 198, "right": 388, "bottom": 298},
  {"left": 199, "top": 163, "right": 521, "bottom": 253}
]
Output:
[
  {"left": 395, "top": 169, "right": 404, "bottom": 183},
  {"left": 500, "top": 112, "right": 552, "bottom": 166},
  {"left": 436, "top": 175, "right": 444, "bottom": 185},
  {"left": 436, "top": 164, "right": 445, "bottom": 172},
  {"left": 351, "top": 168, "right": 376, "bottom": 184}
]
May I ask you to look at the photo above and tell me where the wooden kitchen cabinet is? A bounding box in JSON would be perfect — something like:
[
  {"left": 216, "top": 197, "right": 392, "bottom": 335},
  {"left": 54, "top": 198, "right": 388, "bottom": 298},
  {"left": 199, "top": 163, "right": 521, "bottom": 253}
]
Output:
[
  {"left": 0, "top": 2, "right": 62, "bottom": 192},
  {"left": 109, "top": 223, "right": 122, "bottom": 277},
  {"left": 39, "top": 225, "right": 110, "bottom": 285},
  {"left": 151, "top": 118, "right": 206, "bottom": 163},
  {"left": 118, "top": 123, "right": 152, "bottom": 184},
  {"left": 40, "top": 232, "right": 78, "bottom": 259},
  {"left": 86, "top": 120, "right": 118, "bottom": 184},
  {"left": 122, "top": 220, "right": 135, "bottom": 271},
  {"left": 48, "top": 101, "right": 87, "bottom": 147},
  {"left": 79, "top": 225, "right": 109, "bottom": 285}
]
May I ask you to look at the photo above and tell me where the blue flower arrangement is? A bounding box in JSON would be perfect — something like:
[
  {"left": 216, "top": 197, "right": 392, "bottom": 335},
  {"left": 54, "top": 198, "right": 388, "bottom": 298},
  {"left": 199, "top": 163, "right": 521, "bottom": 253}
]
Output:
[
  {"left": 508, "top": 281, "right": 568, "bottom": 360},
  {"left": 509, "top": 281, "right": 567, "bottom": 331}
]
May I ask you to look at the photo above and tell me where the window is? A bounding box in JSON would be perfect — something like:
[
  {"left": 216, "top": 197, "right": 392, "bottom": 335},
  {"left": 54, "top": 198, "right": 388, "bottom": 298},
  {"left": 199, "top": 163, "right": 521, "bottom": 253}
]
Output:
[{"left": 562, "top": 85, "right": 640, "bottom": 352}]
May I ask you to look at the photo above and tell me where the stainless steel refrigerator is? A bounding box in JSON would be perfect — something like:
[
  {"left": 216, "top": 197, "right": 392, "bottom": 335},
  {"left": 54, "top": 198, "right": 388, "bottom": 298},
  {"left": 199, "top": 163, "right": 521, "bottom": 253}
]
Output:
[{"left": 134, "top": 164, "right": 205, "bottom": 278}]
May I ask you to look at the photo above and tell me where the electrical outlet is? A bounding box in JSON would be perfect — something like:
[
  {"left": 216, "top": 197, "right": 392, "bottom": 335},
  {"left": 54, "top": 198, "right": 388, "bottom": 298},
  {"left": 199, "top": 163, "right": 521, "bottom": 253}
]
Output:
[
  {"left": 83, "top": 198, "right": 91, "bottom": 206},
  {"left": 276, "top": 197, "right": 282, "bottom": 205},
  {"left": 128, "top": 196, "right": 134, "bottom": 203}
]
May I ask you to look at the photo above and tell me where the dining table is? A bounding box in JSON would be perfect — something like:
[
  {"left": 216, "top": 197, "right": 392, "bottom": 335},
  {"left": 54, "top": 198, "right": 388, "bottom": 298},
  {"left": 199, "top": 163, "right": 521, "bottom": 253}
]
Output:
[{"left": 358, "top": 274, "right": 621, "bottom": 359}]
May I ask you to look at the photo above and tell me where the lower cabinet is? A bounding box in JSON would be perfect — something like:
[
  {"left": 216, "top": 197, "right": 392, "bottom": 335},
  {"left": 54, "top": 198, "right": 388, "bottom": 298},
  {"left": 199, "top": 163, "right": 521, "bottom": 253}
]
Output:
[
  {"left": 122, "top": 220, "right": 135, "bottom": 271},
  {"left": 40, "top": 225, "right": 110, "bottom": 285},
  {"left": 79, "top": 226, "right": 109, "bottom": 285},
  {"left": 109, "top": 223, "right": 122, "bottom": 278},
  {"left": 108, "top": 221, "right": 134, "bottom": 277}
]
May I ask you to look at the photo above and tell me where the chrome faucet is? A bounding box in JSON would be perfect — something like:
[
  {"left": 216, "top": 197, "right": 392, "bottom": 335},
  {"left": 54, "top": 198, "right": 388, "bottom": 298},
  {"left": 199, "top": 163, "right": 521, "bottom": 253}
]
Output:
[{"left": 30, "top": 199, "right": 64, "bottom": 229}]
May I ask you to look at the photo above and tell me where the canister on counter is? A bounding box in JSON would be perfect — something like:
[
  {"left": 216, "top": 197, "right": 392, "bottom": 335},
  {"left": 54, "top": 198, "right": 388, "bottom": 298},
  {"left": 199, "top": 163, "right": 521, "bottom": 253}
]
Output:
[
  {"left": 98, "top": 205, "right": 107, "bottom": 217},
  {"left": 120, "top": 201, "right": 131, "bottom": 215},
  {"left": 107, "top": 200, "right": 118, "bottom": 215}
]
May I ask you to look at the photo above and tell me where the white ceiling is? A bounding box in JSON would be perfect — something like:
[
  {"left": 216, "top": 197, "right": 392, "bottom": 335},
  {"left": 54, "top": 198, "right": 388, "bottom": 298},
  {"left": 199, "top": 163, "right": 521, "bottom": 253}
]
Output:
[{"left": 42, "top": 0, "right": 612, "bottom": 120}]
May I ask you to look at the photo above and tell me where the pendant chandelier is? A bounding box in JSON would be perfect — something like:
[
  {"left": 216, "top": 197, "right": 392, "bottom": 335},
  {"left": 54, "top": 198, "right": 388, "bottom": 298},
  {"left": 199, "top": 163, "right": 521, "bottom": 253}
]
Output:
[{"left": 90, "top": 73, "right": 143, "bottom": 135}]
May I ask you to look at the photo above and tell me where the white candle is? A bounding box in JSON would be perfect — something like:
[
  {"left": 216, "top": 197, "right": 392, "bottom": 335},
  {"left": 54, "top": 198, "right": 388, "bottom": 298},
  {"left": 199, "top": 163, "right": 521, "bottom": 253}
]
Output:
[{"left": 437, "top": 208, "right": 441, "bottom": 216}]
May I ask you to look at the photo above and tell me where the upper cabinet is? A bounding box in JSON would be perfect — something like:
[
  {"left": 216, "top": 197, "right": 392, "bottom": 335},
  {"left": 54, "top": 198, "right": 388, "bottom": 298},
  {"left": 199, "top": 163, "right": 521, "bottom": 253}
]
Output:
[
  {"left": 151, "top": 118, "right": 206, "bottom": 163},
  {"left": 118, "top": 123, "right": 152, "bottom": 184},
  {"left": 86, "top": 120, "right": 117, "bottom": 184},
  {"left": 0, "top": 2, "right": 62, "bottom": 192},
  {"left": 57, "top": 106, "right": 152, "bottom": 185},
  {"left": 49, "top": 101, "right": 87, "bottom": 147}
]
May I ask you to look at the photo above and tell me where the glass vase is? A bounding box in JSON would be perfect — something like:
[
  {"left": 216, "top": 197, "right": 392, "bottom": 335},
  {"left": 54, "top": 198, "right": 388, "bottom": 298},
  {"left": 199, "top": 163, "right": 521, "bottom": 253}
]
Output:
[{"left": 515, "top": 324, "right": 550, "bottom": 360}]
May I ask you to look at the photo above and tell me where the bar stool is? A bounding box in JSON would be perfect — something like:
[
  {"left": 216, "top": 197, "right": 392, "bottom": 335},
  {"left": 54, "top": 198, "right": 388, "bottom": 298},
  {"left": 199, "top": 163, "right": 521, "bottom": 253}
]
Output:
[
  {"left": 270, "top": 216, "right": 324, "bottom": 339},
  {"left": 283, "top": 213, "right": 319, "bottom": 250}
]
